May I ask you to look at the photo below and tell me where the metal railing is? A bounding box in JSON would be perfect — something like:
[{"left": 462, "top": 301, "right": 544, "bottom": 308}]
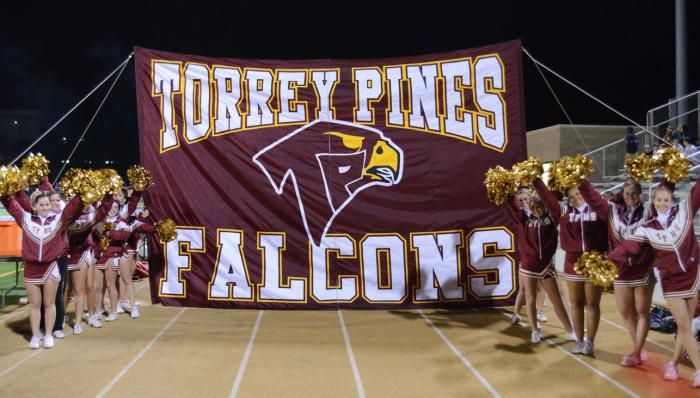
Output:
[{"left": 583, "top": 90, "right": 700, "bottom": 180}]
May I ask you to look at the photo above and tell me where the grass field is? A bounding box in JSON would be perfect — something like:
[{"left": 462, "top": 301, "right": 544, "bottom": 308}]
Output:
[{"left": 0, "top": 261, "right": 25, "bottom": 307}]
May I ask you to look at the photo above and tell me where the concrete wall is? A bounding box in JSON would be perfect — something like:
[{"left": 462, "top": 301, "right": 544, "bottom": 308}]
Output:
[{"left": 526, "top": 124, "right": 637, "bottom": 182}]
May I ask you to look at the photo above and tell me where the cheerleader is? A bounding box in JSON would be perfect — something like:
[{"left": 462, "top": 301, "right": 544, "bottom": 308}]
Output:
[
  {"left": 65, "top": 195, "right": 113, "bottom": 333},
  {"left": 608, "top": 181, "right": 700, "bottom": 387},
  {"left": 17, "top": 177, "right": 70, "bottom": 339},
  {"left": 509, "top": 189, "right": 549, "bottom": 326},
  {"left": 110, "top": 214, "right": 155, "bottom": 319},
  {"left": 534, "top": 178, "right": 608, "bottom": 355},
  {"left": 505, "top": 186, "right": 575, "bottom": 343},
  {"left": 1, "top": 190, "right": 82, "bottom": 349},
  {"left": 118, "top": 189, "right": 144, "bottom": 316},
  {"left": 578, "top": 178, "right": 670, "bottom": 366}
]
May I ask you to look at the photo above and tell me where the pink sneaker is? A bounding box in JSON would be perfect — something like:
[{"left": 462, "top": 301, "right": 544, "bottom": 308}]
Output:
[
  {"left": 693, "top": 371, "right": 700, "bottom": 388},
  {"left": 663, "top": 362, "right": 678, "bottom": 381},
  {"left": 620, "top": 354, "right": 641, "bottom": 367}
]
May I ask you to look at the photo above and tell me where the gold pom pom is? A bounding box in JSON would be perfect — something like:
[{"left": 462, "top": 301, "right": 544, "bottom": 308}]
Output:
[
  {"left": 100, "top": 222, "right": 114, "bottom": 250},
  {"left": 511, "top": 157, "right": 544, "bottom": 187},
  {"left": 625, "top": 155, "right": 655, "bottom": 182},
  {"left": 654, "top": 147, "right": 690, "bottom": 183},
  {"left": 59, "top": 168, "right": 106, "bottom": 204},
  {"left": 0, "top": 165, "right": 29, "bottom": 195},
  {"left": 484, "top": 166, "right": 518, "bottom": 205},
  {"left": 550, "top": 155, "right": 593, "bottom": 189},
  {"left": 574, "top": 251, "right": 618, "bottom": 288},
  {"left": 99, "top": 169, "right": 124, "bottom": 194},
  {"left": 155, "top": 219, "right": 178, "bottom": 242},
  {"left": 127, "top": 165, "right": 153, "bottom": 191},
  {"left": 21, "top": 153, "right": 50, "bottom": 186}
]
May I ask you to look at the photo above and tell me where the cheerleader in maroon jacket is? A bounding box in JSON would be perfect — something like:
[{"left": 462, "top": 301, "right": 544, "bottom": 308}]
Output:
[
  {"left": 65, "top": 195, "right": 113, "bottom": 334},
  {"left": 579, "top": 178, "right": 669, "bottom": 367},
  {"left": 608, "top": 181, "right": 700, "bottom": 387},
  {"left": 505, "top": 186, "right": 575, "bottom": 343},
  {"left": 1, "top": 190, "right": 82, "bottom": 349},
  {"left": 534, "top": 178, "right": 608, "bottom": 355},
  {"left": 118, "top": 188, "right": 144, "bottom": 316}
]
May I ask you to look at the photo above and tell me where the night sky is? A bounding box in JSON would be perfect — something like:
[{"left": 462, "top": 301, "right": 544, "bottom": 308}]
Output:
[{"left": 0, "top": 1, "right": 697, "bottom": 177}]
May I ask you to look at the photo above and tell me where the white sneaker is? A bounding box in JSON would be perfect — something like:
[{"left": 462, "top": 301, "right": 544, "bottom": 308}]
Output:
[
  {"left": 43, "top": 335, "right": 55, "bottom": 349},
  {"left": 537, "top": 312, "right": 548, "bottom": 322},
  {"left": 582, "top": 340, "right": 595, "bottom": 355},
  {"left": 130, "top": 307, "right": 140, "bottom": 319},
  {"left": 116, "top": 303, "right": 125, "bottom": 314},
  {"left": 28, "top": 335, "right": 41, "bottom": 349},
  {"left": 531, "top": 329, "right": 542, "bottom": 344},
  {"left": 571, "top": 340, "right": 585, "bottom": 354},
  {"left": 511, "top": 313, "right": 521, "bottom": 325},
  {"left": 566, "top": 332, "right": 577, "bottom": 341},
  {"left": 52, "top": 330, "right": 65, "bottom": 339},
  {"left": 73, "top": 324, "right": 83, "bottom": 335},
  {"left": 88, "top": 315, "right": 103, "bottom": 328},
  {"left": 105, "top": 312, "right": 118, "bottom": 322},
  {"left": 120, "top": 301, "right": 132, "bottom": 311}
]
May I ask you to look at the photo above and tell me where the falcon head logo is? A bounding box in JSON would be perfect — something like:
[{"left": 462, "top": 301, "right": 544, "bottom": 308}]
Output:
[{"left": 253, "top": 119, "right": 404, "bottom": 246}]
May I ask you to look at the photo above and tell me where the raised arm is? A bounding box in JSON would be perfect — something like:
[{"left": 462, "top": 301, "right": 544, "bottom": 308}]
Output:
[
  {"left": 659, "top": 177, "right": 675, "bottom": 192},
  {"left": 109, "top": 222, "right": 155, "bottom": 241},
  {"left": 578, "top": 179, "right": 610, "bottom": 220},
  {"left": 532, "top": 178, "right": 562, "bottom": 218},
  {"left": 94, "top": 194, "right": 114, "bottom": 224},
  {"left": 504, "top": 196, "right": 525, "bottom": 226},
  {"left": 38, "top": 176, "right": 54, "bottom": 193},
  {"left": 16, "top": 190, "right": 33, "bottom": 212},
  {"left": 126, "top": 190, "right": 142, "bottom": 218},
  {"left": 0, "top": 194, "right": 28, "bottom": 227},
  {"left": 59, "top": 195, "right": 84, "bottom": 230},
  {"left": 690, "top": 179, "right": 700, "bottom": 215}
]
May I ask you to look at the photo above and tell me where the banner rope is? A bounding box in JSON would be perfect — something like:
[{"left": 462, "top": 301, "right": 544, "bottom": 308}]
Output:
[
  {"left": 521, "top": 47, "right": 669, "bottom": 154},
  {"left": 10, "top": 52, "right": 134, "bottom": 166},
  {"left": 53, "top": 54, "right": 133, "bottom": 184}
]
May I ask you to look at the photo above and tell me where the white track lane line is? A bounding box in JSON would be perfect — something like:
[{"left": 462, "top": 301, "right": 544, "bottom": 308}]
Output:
[
  {"left": 230, "top": 310, "right": 264, "bottom": 398},
  {"left": 418, "top": 309, "right": 501, "bottom": 398},
  {"left": 96, "top": 307, "right": 187, "bottom": 398},
  {"left": 499, "top": 310, "right": 640, "bottom": 397},
  {"left": 543, "top": 338, "right": 641, "bottom": 398},
  {"left": 338, "top": 310, "right": 366, "bottom": 398},
  {"left": 0, "top": 350, "right": 42, "bottom": 380},
  {"left": 600, "top": 317, "right": 674, "bottom": 353}
]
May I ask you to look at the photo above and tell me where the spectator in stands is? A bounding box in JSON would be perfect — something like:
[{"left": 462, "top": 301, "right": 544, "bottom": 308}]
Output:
[
  {"left": 642, "top": 144, "right": 654, "bottom": 157},
  {"left": 662, "top": 125, "right": 675, "bottom": 143},
  {"left": 625, "top": 127, "right": 639, "bottom": 156},
  {"left": 682, "top": 137, "right": 699, "bottom": 165},
  {"left": 671, "top": 138, "right": 684, "bottom": 152},
  {"left": 652, "top": 144, "right": 660, "bottom": 154}
]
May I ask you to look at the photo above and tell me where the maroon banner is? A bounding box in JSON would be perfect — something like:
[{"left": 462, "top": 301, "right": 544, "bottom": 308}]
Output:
[{"left": 135, "top": 40, "right": 526, "bottom": 309}]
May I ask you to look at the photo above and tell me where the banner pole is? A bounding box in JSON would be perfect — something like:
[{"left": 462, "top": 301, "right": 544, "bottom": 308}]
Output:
[{"left": 10, "top": 52, "right": 134, "bottom": 166}]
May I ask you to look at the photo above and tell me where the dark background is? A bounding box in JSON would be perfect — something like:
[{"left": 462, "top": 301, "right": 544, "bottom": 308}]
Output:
[{"left": 0, "top": 1, "right": 697, "bottom": 177}]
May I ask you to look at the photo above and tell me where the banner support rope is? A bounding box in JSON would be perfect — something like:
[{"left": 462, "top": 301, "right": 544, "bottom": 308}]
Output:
[
  {"left": 53, "top": 54, "right": 133, "bottom": 184},
  {"left": 521, "top": 47, "right": 669, "bottom": 152},
  {"left": 10, "top": 52, "right": 134, "bottom": 166}
]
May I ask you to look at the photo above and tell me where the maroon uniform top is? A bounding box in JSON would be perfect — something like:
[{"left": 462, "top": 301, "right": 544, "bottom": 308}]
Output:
[
  {"left": 16, "top": 177, "right": 70, "bottom": 256},
  {"left": 505, "top": 195, "right": 559, "bottom": 268},
  {"left": 534, "top": 178, "right": 608, "bottom": 254},
  {"left": 97, "top": 216, "right": 155, "bottom": 259},
  {"left": 578, "top": 180, "right": 655, "bottom": 268},
  {"left": 1, "top": 192, "right": 82, "bottom": 265},
  {"left": 609, "top": 180, "right": 700, "bottom": 276},
  {"left": 67, "top": 195, "right": 113, "bottom": 258}
]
